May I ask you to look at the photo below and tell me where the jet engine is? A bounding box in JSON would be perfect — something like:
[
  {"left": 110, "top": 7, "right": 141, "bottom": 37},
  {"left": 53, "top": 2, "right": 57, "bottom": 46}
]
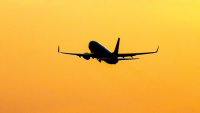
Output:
[{"left": 82, "top": 52, "right": 90, "bottom": 60}]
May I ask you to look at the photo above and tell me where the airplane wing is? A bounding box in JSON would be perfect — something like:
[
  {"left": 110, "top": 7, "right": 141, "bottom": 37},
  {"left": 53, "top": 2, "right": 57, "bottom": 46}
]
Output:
[
  {"left": 58, "top": 46, "right": 93, "bottom": 57},
  {"left": 118, "top": 46, "right": 159, "bottom": 57},
  {"left": 59, "top": 52, "right": 87, "bottom": 56},
  {"left": 118, "top": 57, "right": 139, "bottom": 60}
]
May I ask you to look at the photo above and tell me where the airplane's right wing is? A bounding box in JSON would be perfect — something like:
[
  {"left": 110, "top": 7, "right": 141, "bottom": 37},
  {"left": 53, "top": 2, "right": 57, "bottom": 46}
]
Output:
[{"left": 118, "top": 46, "right": 159, "bottom": 57}]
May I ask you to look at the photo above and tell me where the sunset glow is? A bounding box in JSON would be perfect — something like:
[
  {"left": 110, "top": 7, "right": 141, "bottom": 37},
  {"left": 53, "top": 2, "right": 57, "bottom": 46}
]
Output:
[{"left": 0, "top": 0, "right": 200, "bottom": 113}]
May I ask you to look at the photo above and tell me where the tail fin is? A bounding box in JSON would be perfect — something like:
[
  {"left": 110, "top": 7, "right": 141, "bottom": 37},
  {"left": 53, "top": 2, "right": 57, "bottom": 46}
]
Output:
[{"left": 114, "top": 37, "right": 120, "bottom": 54}]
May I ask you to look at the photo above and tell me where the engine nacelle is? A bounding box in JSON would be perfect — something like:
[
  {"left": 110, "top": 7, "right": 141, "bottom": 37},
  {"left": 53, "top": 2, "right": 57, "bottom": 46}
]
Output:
[{"left": 83, "top": 52, "right": 90, "bottom": 60}]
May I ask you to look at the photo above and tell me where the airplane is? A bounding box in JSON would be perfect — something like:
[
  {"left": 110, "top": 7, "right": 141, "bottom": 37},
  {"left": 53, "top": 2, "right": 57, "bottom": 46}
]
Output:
[{"left": 58, "top": 38, "right": 159, "bottom": 64}]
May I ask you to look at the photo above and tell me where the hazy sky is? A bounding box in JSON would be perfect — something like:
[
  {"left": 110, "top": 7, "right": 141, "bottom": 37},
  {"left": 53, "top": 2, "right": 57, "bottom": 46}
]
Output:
[{"left": 0, "top": 0, "right": 200, "bottom": 113}]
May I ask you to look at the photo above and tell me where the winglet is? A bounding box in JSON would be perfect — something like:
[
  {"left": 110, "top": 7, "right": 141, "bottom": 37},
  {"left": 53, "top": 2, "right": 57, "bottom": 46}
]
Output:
[
  {"left": 155, "top": 46, "right": 159, "bottom": 53},
  {"left": 58, "top": 46, "right": 60, "bottom": 53}
]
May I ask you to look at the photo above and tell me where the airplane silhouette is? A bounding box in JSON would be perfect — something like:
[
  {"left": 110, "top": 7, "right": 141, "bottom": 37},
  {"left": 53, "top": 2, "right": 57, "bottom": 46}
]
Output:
[{"left": 58, "top": 38, "right": 159, "bottom": 64}]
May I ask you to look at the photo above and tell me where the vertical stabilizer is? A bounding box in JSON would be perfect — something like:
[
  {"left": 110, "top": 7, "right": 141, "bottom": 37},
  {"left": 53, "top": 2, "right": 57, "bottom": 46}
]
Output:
[{"left": 114, "top": 38, "right": 120, "bottom": 54}]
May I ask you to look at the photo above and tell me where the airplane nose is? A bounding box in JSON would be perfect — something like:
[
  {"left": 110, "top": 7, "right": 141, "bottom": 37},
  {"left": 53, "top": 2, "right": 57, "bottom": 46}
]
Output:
[
  {"left": 89, "top": 41, "right": 97, "bottom": 51},
  {"left": 89, "top": 41, "right": 96, "bottom": 47}
]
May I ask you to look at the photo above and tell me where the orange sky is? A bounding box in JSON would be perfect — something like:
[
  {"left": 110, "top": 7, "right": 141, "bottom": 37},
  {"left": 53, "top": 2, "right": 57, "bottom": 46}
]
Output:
[{"left": 0, "top": 0, "right": 200, "bottom": 113}]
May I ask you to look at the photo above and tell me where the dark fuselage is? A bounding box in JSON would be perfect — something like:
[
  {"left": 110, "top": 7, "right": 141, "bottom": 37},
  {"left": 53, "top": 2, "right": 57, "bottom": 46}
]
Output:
[{"left": 89, "top": 41, "right": 118, "bottom": 64}]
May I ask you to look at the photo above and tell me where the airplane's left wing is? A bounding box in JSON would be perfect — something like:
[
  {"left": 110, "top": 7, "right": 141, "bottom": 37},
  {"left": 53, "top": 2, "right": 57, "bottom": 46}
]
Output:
[
  {"left": 118, "top": 46, "right": 159, "bottom": 57},
  {"left": 58, "top": 46, "right": 93, "bottom": 57}
]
